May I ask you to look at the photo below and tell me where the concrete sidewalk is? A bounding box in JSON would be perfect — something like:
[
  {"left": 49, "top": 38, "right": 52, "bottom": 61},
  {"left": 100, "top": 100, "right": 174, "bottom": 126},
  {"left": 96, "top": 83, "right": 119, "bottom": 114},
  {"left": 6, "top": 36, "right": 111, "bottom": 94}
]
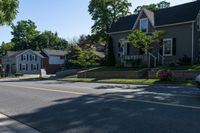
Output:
[{"left": 0, "top": 113, "right": 40, "bottom": 133}]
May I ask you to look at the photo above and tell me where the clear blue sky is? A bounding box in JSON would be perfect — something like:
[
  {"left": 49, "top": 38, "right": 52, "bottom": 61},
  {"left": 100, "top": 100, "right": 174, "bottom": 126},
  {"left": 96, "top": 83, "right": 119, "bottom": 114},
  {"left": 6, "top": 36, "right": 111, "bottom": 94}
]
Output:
[{"left": 0, "top": 0, "right": 193, "bottom": 44}]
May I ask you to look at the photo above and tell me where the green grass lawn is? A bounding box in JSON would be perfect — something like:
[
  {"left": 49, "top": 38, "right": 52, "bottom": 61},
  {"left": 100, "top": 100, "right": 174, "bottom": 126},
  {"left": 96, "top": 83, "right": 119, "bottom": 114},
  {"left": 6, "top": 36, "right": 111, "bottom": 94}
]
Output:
[{"left": 62, "top": 78, "right": 195, "bottom": 86}]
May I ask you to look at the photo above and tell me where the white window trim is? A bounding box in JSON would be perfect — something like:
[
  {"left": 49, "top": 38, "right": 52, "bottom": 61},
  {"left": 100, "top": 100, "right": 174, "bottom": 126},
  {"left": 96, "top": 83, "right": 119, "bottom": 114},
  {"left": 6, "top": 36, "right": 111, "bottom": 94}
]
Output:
[
  {"left": 23, "top": 55, "right": 26, "bottom": 61},
  {"left": 140, "top": 18, "right": 148, "bottom": 33},
  {"left": 32, "top": 64, "right": 37, "bottom": 71},
  {"left": 21, "top": 64, "right": 27, "bottom": 71},
  {"left": 163, "top": 38, "right": 173, "bottom": 56}
]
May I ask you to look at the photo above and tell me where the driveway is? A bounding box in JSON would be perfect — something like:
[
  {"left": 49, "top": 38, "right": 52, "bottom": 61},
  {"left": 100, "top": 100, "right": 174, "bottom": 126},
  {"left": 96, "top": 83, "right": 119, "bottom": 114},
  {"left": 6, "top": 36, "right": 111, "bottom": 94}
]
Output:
[{"left": 0, "top": 80, "right": 200, "bottom": 133}]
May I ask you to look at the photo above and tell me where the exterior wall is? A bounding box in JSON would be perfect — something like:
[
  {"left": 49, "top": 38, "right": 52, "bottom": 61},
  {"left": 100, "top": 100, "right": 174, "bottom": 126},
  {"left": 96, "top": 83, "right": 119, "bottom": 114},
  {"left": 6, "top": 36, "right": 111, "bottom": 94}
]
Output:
[
  {"left": 2, "top": 56, "right": 16, "bottom": 73},
  {"left": 16, "top": 50, "right": 42, "bottom": 74},
  {"left": 111, "top": 32, "right": 140, "bottom": 63},
  {"left": 42, "top": 58, "right": 64, "bottom": 74},
  {"left": 157, "top": 23, "right": 193, "bottom": 63},
  {"left": 194, "top": 12, "right": 200, "bottom": 63},
  {"left": 49, "top": 55, "right": 65, "bottom": 65}
]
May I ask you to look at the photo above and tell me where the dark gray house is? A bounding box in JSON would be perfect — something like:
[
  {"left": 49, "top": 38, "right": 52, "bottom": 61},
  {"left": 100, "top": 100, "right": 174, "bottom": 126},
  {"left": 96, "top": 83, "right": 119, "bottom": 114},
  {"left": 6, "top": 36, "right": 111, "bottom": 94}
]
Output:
[{"left": 108, "top": 1, "right": 200, "bottom": 67}]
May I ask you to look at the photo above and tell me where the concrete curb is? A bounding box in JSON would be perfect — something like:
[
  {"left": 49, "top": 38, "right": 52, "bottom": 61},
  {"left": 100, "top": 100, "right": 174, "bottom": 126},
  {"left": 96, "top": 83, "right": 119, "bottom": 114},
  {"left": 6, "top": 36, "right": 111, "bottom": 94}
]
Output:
[{"left": 0, "top": 113, "right": 41, "bottom": 133}]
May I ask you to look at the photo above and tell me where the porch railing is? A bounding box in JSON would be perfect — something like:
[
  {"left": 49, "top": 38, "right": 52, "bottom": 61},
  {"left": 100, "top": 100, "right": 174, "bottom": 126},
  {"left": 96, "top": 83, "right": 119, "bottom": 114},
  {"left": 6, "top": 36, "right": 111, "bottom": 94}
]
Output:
[
  {"left": 148, "top": 53, "right": 157, "bottom": 67},
  {"left": 124, "top": 55, "right": 145, "bottom": 60}
]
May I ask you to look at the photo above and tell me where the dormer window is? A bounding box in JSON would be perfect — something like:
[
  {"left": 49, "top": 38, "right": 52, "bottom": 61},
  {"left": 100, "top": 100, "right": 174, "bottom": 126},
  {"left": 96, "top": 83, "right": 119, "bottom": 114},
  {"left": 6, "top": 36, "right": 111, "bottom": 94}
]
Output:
[{"left": 140, "top": 18, "right": 148, "bottom": 33}]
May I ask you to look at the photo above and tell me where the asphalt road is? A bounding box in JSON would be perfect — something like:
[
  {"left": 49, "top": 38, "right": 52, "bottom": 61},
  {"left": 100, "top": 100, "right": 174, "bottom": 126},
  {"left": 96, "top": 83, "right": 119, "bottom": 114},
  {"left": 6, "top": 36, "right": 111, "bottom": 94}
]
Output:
[{"left": 0, "top": 80, "right": 200, "bottom": 133}]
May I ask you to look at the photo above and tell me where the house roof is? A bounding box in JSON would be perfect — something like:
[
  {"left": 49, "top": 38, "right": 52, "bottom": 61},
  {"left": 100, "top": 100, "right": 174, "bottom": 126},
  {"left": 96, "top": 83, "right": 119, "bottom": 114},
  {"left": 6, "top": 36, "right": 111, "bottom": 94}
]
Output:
[
  {"left": 43, "top": 49, "right": 68, "bottom": 56},
  {"left": 109, "top": 1, "right": 200, "bottom": 33},
  {"left": 7, "top": 49, "right": 44, "bottom": 58}
]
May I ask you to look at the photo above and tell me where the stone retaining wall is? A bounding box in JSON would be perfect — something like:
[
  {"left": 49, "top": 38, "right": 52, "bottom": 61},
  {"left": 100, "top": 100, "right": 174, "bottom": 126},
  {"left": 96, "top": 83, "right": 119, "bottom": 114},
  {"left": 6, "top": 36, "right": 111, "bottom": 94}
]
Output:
[
  {"left": 78, "top": 68, "right": 149, "bottom": 79},
  {"left": 56, "top": 69, "right": 78, "bottom": 78}
]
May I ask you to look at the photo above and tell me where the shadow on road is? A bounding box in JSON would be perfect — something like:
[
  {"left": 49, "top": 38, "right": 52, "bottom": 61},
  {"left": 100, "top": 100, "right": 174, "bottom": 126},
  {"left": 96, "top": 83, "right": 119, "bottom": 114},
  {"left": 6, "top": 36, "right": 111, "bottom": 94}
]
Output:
[{"left": 11, "top": 88, "right": 200, "bottom": 133}]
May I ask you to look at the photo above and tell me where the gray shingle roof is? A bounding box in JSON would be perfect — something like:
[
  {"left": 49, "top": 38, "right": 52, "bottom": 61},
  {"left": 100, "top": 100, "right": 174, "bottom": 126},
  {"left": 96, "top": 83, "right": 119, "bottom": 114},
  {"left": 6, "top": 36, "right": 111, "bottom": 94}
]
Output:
[
  {"left": 43, "top": 49, "right": 68, "bottom": 56},
  {"left": 7, "top": 50, "right": 44, "bottom": 58},
  {"left": 109, "top": 1, "right": 200, "bottom": 33}
]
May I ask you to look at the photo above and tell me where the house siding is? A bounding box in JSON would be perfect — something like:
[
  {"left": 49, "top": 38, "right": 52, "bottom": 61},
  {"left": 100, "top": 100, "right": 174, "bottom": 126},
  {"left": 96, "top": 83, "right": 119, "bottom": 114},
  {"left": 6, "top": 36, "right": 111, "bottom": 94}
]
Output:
[
  {"left": 16, "top": 50, "right": 42, "bottom": 74},
  {"left": 194, "top": 12, "right": 200, "bottom": 63},
  {"left": 49, "top": 55, "right": 65, "bottom": 65},
  {"left": 110, "top": 32, "right": 141, "bottom": 62},
  {"left": 157, "top": 23, "right": 193, "bottom": 63}
]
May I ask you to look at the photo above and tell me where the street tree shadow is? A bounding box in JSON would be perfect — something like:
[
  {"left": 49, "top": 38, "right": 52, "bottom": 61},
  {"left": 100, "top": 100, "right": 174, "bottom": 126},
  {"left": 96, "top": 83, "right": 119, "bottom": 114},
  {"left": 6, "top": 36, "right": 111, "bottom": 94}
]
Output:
[{"left": 10, "top": 89, "right": 200, "bottom": 133}]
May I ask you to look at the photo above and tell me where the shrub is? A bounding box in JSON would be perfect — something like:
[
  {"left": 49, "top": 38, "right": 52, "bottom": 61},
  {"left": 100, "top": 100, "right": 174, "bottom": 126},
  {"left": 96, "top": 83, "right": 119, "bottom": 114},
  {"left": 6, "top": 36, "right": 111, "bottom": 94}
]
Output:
[{"left": 157, "top": 69, "right": 173, "bottom": 81}]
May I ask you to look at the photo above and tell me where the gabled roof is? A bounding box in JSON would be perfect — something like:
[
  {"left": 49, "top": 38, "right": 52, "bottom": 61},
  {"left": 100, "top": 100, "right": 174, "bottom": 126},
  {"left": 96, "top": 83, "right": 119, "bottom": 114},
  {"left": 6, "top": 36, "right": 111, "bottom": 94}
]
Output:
[
  {"left": 43, "top": 49, "right": 68, "bottom": 56},
  {"left": 109, "top": 1, "right": 200, "bottom": 34},
  {"left": 6, "top": 49, "right": 44, "bottom": 58},
  {"left": 154, "top": 1, "right": 200, "bottom": 26},
  {"left": 109, "top": 14, "right": 138, "bottom": 33}
]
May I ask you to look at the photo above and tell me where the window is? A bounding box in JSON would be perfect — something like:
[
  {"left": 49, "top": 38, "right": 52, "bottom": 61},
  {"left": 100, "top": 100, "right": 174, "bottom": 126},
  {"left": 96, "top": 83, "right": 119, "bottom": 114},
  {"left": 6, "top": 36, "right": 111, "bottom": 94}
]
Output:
[
  {"left": 60, "top": 56, "right": 65, "bottom": 59},
  {"left": 31, "top": 64, "right": 38, "bottom": 71},
  {"left": 21, "top": 64, "right": 27, "bottom": 71},
  {"left": 21, "top": 55, "right": 26, "bottom": 61},
  {"left": 163, "top": 39, "right": 173, "bottom": 56},
  {"left": 32, "top": 55, "right": 35, "bottom": 61},
  {"left": 140, "top": 18, "right": 148, "bottom": 33}
]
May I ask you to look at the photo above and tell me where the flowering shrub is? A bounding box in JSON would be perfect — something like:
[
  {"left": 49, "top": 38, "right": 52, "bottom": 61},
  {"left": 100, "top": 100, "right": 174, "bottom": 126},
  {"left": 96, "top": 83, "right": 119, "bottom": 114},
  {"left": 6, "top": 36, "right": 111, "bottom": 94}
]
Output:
[{"left": 157, "top": 69, "right": 173, "bottom": 81}]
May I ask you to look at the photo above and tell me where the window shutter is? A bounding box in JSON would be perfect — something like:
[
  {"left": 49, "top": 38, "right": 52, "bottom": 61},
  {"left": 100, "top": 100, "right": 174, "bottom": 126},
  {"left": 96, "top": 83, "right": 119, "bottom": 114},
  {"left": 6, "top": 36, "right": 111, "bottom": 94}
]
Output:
[
  {"left": 173, "top": 38, "right": 176, "bottom": 56},
  {"left": 35, "top": 55, "right": 37, "bottom": 61},
  {"left": 27, "top": 55, "right": 29, "bottom": 61},
  {"left": 31, "top": 64, "right": 33, "bottom": 70},
  {"left": 118, "top": 42, "right": 121, "bottom": 48},
  {"left": 26, "top": 64, "right": 28, "bottom": 71},
  {"left": 127, "top": 43, "right": 130, "bottom": 55},
  {"left": 37, "top": 64, "right": 39, "bottom": 70},
  {"left": 20, "top": 64, "right": 22, "bottom": 71},
  {"left": 21, "top": 55, "right": 23, "bottom": 61},
  {"left": 159, "top": 39, "right": 163, "bottom": 55}
]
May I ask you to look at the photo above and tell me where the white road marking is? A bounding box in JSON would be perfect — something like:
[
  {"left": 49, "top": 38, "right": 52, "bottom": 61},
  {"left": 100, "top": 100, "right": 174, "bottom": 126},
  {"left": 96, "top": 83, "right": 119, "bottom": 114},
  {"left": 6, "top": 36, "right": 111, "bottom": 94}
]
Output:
[{"left": 0, "top": 83, "right": 200, "bottom": 110}]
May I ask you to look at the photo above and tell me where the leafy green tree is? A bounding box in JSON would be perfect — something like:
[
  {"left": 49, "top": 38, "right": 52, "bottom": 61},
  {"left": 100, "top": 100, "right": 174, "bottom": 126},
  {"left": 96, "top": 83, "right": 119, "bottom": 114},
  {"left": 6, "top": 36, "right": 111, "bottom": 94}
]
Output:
[
  {"left": 0, "top": 0, "right": 19, "bottom": 25},
  {"left": 66, "top": 45, "right": 100, "bottom": 68},
  {"left": 128, "top": 30, "right": 165, "bottom": 53},
  {"left": 11, "top": 20, "right": 39, "bottom": 50},
  {"left": 85, "top": 48, "right": 100, "bottom": 67},
  {"left": 0, "top": 42, "right": 15, "bottom": 55},
  {"left": 88, "top": 0, "right": 132, "bottom": 41},
  {"left": 34, "top": 31, "right": 69, "bottom": 50},
  {"left": 134, "top": 1, "right": 170, "bottom": 14},
  {"left": 66, "top": 45, "right": 87, "bottom": 68},
  {"left": 106, "top": 36, "right": 115, "bottom": 66}
]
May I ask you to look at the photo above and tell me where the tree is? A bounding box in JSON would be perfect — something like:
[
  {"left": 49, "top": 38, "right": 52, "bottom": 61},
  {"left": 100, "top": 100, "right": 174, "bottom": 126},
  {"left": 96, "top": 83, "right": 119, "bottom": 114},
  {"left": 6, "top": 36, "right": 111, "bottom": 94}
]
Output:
[
  {"left": 77, "top": 35, "right": 90, "bottom": 49},
  {"left": 34, "top": 31, "right": 69, "bottom": 50},
  {"left": 0, "top": 42, "right": 15, "bottom": 55},
  {"left": 66, "top": 45, "right": 87, "bottom": 68},
  {"left": 11, "top": 20, "right": 39, "bottom": 50},
  {"left": 88, "top": 0, "right": 132, "bottom": 41},
  {"left": 0, "top": 0, "right": 19, "bottom": 25},
  {"left": 66, "top": 45, "right": 100, "bottom": 68},
  {"left": 128, "top": 30, "right": 165, "bottom": 53},
  {"left": 106, "top": 36, "right": 115, "bottom": 66},
  {"left": 134, "top": 1, "right": 170, "bottom": 14}
]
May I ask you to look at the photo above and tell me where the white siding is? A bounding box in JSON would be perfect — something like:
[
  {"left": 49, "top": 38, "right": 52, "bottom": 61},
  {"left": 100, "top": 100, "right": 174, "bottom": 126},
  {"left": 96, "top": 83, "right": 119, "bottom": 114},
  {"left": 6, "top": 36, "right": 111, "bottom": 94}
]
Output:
[{"left": 49, "top": 56, "right": 65, "bottom": 65}]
